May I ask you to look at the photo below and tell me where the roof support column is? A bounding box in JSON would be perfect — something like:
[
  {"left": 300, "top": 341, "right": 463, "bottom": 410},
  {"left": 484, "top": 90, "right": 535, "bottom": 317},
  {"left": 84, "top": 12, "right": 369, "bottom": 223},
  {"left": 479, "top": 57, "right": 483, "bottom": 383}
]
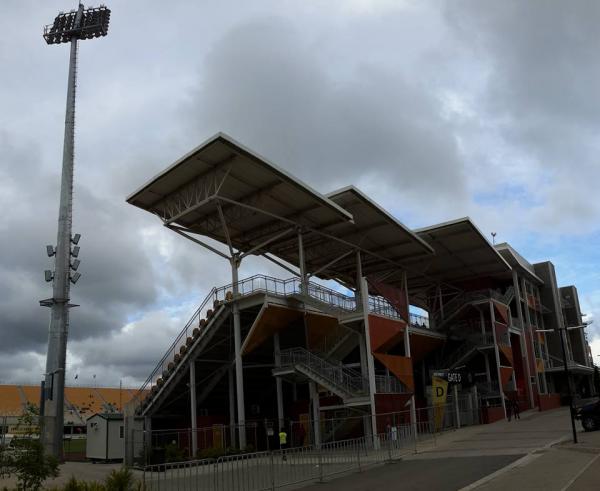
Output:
[
  {"left": 522, "top": 278, "right": 541, "bottom": 402},
  {"left": 512, "top": 270, "right": 534, "bottom": 409},
  {"left": 189, "top": 361, "right": 197, "bottom": 457},
  {"left": 228, "top": 366, "right": 235, "bottom": 447},
  {"left": 402, "top": 271, "right": 417, "bottom": 435},
  {"left": 438, "top": 285, "right": 445, "bottom": 321},
  {"left": 489, "top": 301, "right": 507, "bottom": 419},
  {"left": 231, "top": 254, "right": 246, "bottom": 449},
  {"left": 309, "top": 381, "right": 321, "bottom": 448},
  {"left": 298, "top": 229, "right": 307, "bottom": 292},
  {"left": 274, "top": 333, "right": 285, "bottom": 432},
  {"left": 359, "top": 273, "right": 379, "bottom": 447}
]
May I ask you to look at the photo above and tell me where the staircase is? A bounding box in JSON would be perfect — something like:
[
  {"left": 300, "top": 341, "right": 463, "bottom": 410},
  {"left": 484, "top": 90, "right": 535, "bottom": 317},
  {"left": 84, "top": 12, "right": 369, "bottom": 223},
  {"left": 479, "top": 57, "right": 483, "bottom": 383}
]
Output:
[
  {"left": 434, "top": 287, "right": 515, "bottom": 331},
  {"left": 442, "top": 333, "right": 495, "bottom": 369},
  {"left": 274, "top": 347, "right": 370, "bottom": 405},
  {"left": 130, "top": 287, "right": 231, "bottom": 417}
]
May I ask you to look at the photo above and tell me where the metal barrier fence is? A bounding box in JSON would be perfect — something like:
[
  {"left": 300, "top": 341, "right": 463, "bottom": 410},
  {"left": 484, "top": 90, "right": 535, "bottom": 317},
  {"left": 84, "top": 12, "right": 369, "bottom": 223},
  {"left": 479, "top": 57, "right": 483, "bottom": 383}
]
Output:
[
  {"left": 142, "top": 430, "right": 419, "bottom": 491},
  {"left": 141, "top": 402, "right": 482, "bottom": 490}
]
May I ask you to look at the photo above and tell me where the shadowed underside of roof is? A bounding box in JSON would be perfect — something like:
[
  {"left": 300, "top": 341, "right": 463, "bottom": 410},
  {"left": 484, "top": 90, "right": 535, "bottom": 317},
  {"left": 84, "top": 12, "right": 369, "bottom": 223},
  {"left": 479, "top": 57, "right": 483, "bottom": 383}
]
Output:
[
  {"left": 126, "top": 133, "right": 434, "bottom": 286},
  {"left": 404, "top": 218, "right": 512, "bottom": 291}
]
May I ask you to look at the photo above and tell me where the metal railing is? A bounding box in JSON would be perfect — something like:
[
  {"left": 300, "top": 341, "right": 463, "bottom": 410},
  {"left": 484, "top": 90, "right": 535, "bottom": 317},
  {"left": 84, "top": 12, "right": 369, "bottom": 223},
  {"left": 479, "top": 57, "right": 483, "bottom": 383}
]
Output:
[
  {"left": 279, "top": 348, "right": 367, "bottom": 397},
  {"left": 442, "top": 333, "right": 494, "bottom": 369},
  {"left": 142, "top": 431, "right": 416, "bottom": 491},
  {"left": 375, "top": 375, "right": 407, "bottom": 394}
]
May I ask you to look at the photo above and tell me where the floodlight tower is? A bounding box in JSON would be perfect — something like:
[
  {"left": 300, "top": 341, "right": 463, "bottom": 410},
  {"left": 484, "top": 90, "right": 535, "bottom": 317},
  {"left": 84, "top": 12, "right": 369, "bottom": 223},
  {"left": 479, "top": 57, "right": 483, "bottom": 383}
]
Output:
[{"left": 41, "top": 3, "right": 110, "bottom": 459}]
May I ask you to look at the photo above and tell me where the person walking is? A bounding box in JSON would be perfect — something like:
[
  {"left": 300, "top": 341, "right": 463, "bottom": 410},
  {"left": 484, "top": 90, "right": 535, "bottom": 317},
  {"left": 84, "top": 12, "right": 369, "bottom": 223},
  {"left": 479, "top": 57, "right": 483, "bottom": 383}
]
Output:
[
  {"left": 279, "top": 428, "right": 288, "bottom": 461},
  {"left": 512, "top": 398, "right": 521, "bottom": 420}
]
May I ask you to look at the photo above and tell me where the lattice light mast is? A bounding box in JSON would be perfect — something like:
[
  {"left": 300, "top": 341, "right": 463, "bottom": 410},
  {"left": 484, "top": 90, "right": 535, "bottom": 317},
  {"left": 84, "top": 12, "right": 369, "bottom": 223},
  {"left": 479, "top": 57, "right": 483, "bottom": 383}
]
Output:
[{"left": 41, "top": 3, "right": 110, "bottom": 459}]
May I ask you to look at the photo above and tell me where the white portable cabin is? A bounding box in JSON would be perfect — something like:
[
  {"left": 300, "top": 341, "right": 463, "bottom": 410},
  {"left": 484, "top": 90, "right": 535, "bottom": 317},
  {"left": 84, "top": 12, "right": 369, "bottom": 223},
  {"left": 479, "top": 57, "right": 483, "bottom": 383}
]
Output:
[{"left": 86, "top": 413, "right": 127, "bottom": 461}]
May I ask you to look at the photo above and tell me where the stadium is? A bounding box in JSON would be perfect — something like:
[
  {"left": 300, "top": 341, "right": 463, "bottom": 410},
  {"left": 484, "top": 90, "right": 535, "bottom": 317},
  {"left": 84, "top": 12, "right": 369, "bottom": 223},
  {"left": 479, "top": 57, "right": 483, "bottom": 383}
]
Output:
[{"left": 99, "top": 132, "right": 596, "bottom": 465}]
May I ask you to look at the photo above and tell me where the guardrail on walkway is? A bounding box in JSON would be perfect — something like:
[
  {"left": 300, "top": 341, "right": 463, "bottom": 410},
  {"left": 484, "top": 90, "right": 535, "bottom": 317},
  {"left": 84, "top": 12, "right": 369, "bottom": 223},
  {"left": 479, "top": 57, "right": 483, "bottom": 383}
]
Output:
[{"left": 142, "top": 431, "right": 416, "bottom": 491}]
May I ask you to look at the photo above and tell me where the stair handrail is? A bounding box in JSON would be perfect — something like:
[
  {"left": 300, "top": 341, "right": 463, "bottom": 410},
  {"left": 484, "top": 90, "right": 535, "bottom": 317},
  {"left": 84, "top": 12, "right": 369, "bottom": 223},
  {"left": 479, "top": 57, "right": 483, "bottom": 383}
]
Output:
[
  {"left": 135, "top": 286, "right": 219, "bottom": 401},
  {"left": 280, "top": 347, "right": 368, "bottom": 396}
]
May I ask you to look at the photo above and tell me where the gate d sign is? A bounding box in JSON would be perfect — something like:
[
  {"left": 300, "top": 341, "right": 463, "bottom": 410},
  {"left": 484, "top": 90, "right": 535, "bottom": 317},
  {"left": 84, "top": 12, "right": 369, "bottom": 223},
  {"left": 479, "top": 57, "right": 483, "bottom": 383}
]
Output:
[{"left": 432, "top": 374, "right": 449, "bottom": 430}]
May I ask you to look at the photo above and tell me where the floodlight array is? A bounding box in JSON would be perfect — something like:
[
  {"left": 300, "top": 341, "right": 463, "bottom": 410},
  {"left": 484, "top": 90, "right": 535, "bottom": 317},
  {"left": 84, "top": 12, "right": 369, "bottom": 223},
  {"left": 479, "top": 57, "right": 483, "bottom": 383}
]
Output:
[{"left": 44, "top": 5, "right": 111, "bottom": 45}]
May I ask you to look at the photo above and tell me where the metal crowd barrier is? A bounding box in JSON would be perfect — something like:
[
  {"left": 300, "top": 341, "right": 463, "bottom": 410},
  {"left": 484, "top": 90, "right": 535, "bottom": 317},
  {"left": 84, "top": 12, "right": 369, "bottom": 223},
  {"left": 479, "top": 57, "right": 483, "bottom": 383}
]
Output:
[{"left": 142, "top": 430, "right": 421, "bottom": 491}]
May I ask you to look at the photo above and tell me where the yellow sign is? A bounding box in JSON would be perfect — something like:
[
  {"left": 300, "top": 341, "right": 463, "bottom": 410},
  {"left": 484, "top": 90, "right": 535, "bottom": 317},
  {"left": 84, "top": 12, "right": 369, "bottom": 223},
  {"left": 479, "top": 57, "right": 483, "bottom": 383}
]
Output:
[{"left": 432, "top": 375, "right": 448, "bottom": 431}]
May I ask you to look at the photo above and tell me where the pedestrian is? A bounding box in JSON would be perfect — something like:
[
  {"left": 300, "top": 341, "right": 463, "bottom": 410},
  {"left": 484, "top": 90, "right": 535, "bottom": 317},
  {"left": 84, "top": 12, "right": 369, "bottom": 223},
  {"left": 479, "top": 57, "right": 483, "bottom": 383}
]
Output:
[
  {"left": 279, "top": 428, "right": 288, "bottom": 461},
  {"left": 506, "top": 396, "right": 513, "bottom": 421},
  {"left": 512, "top": 398, "right": 520, "bottom": 420}
]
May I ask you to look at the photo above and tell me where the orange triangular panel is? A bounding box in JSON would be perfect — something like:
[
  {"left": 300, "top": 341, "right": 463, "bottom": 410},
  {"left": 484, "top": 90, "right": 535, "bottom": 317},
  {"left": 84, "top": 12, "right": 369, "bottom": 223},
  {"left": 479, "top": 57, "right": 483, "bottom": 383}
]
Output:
[
  {"left": 409, "top": 332, "right": 444, "bottom": 363},
  {"left": 500, "top": 366, "right": 513, "bottom": 389},
  {"left": 368, "top": 315, "right": 405, "bottom": 353},
  {"left": 367, "top": 277, "right": 409, "bottom": 320},
  {"left": 373, "top": 353, "right": 414, "bottom": 392},
  {"left": 494, "top": 302, "right": 509, "bottom": 324},
  {"left": 242, "top": 305, "right": 302, "bottom": 355},
  {"left": 499, "top": 346, "right": 514, "bottom": 367},
  {"left": 305, "top": 312, "right": 344, "bottom": 352}
]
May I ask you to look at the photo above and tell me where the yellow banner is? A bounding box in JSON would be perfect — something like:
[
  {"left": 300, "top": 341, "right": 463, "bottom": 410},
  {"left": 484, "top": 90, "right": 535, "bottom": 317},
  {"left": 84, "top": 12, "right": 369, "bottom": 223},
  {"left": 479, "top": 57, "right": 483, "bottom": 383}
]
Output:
[{"left": 432, "top": 375, "right": 448, "bottom": 431}]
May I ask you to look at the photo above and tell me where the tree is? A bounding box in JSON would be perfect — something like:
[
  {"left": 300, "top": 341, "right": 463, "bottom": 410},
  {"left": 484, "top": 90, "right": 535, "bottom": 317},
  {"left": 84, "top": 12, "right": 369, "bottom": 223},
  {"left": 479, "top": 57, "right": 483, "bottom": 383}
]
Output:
[
  {"left": 593, "top": 366, "right": 600, "bottom": 397},
  {"left": 1, "top": 402, "right": 59, "bottom": 490}
]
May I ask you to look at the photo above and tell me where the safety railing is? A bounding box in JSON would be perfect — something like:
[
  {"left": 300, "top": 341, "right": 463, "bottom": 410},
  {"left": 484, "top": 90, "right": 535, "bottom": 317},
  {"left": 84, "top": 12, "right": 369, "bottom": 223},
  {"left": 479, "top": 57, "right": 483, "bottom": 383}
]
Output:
[
  {"left": 442, "top": 332, "right": 494, "bottom": 369},
  {"left": 374, "top": 375, "right": 407, "bottom": 394},
  {"left": 368, "top": 295, "right": 402, "bottom": 320},
  {"left": 142, "top": 432, "right": 416, "bottom": 491},
  {"left": 279, "top": 347, "right": 368, "bottom": 397}
]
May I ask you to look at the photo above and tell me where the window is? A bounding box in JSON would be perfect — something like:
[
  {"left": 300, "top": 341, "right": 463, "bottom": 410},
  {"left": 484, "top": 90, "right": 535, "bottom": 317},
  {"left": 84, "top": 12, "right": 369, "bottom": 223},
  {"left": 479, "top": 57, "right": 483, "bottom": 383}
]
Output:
[{"left": 119, "top": 425, "right": 124, "bottom": 439}]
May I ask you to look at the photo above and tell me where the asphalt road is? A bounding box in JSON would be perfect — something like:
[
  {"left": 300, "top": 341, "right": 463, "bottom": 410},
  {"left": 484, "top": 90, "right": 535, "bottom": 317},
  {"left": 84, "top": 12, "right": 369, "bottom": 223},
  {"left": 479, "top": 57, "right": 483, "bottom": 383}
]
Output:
[{"left": 299, "top": 455, "right": 522, "bottom": 491}]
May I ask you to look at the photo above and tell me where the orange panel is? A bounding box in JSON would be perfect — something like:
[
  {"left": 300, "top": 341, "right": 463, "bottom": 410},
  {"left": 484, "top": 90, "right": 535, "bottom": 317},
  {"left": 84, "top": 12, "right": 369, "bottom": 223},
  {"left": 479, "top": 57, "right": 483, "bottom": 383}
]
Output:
[
  {"left": 367, "top": 278, "right": 408, "bottom": 320},
  {"left": 500, "top": 366, "right": 513, "bottom": 390},
  {"left": 373, "top": 353, "right": 414, "bottom": 391},
  {"left": 494, "top": 302, "right": 509, "bottom": 325},
  {"left": 499, "top": 346, "right": 514, "bottom": 367},
  {"left": 409, "top": 333, "right": 444, "bottom": 363},
  {"left": 368, "top": 315, "right": 405, "bottom": 353},
  {"left": 305, "top": 313, "right": 345, "bottom": 352},
  {"left": 242, "top": 305, "right": 303, "bottom": 355}
]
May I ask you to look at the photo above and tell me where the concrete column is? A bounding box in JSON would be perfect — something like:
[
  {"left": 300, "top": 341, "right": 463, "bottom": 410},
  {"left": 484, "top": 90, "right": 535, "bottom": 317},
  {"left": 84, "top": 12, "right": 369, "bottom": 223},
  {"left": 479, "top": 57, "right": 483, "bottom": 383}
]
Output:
[
  {"left": 309, "top": 381, "right": 321, "bottom": 447},
  {"left": 453, "top": 384, "right": 461, "bottom": 428},
  {"left": 514, "top": 270, "right": 534, "bottom": 408},
  {"left": 489, "top": 301, "right": 507, "bottom": 419},
  {"left": 403, "top": 272, "right": 417, "bottom": 435},
  {"left": 484, "top": 353, "right": 492, "bottom": 389},
  {"left": 522, "top": 278, "right": 541, "bottom": 404},
  {"left": 274, "top": 333, "right": 284, "bottom": 431},
  {"left": 360, "top": 276, "right": 379, "bottom": 444},
  {"left": 298, "top": 229, "right": 307, "bottom": 292},
  {"left": 231, "top": 255, "right": 246, "bottom": 448},
  {"left": 228, "top": 366, "right": 235, "bottom": 446},
  {"left": 189, "top": 362, "right": 198, "bottom": 457}
]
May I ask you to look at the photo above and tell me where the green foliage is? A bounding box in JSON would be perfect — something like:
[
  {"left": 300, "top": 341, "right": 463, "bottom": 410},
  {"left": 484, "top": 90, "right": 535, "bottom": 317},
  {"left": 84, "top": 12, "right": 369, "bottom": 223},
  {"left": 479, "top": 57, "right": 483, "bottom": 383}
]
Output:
[
  {"left": 164, "top": 442, "right": 186, "bottom": 463},
  {"left": 104, "top": 467, "right": 137, "bottom": 491},
  {"left": 43, "top": 468, "right": 142, "bottom": 491},
  {"left": 2, "top": 403, "right": 59, "bottom": 491}
]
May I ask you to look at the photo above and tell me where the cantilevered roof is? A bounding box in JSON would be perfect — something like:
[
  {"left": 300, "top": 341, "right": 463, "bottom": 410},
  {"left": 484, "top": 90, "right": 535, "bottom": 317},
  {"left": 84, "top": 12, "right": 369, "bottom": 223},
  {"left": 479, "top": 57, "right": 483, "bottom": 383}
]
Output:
[
  {"left": 495, "top": 242, "right": 544, "bottom": 285},
  {"left": 127, "top": 134, "right": 435, "bottom": 286},
  {"left": 404, "top": 218, "right": 512, "bottom": 289},
  {"left": 127, "top": 132, "right": 353, "bottom": 251},
  {"left": 326, "top": 186, "right": 434, "bottom": 259}
]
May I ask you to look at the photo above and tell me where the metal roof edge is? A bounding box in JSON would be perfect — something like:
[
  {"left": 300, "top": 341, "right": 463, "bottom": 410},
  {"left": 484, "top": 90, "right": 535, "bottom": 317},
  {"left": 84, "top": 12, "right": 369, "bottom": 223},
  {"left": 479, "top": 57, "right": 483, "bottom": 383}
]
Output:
[
  {"left": 326, "top": 185, "right": 435, "bottom": 255},
  {"left": 415, "top": 217, "right": 512, "bottom": 272},
  {"left": 126, "top": 132, "right": 354, "bottom": 223}
]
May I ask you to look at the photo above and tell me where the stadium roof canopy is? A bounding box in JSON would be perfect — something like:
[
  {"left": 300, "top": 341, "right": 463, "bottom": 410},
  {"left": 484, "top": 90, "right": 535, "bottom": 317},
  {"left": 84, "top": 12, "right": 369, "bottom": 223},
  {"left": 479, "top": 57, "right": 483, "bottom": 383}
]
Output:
[
  {"left": 127, "top": 133, "right": 433, "bottom": 285},
  {"left": 401, "top": 218, "right": 513, "bottom": 293},
  {"left": 495, "top": 242, "right": 544, "bottom": 285}
]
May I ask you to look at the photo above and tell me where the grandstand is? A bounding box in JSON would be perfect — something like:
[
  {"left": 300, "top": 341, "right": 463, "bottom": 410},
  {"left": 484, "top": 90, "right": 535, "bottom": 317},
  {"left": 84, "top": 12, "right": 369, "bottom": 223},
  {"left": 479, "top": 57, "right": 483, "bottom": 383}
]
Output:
[{"left": 122, "top": 133, "right": 594, "bottom": 465}]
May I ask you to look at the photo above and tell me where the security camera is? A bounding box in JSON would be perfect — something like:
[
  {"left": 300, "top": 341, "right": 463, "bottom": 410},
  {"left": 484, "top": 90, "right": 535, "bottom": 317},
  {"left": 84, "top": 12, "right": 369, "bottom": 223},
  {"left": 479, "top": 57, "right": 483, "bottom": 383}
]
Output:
[
  {"left": 46, "top": 245, "right": 55, "bottom": 257},
  {"left": 44, "top": 270, "right": 54, "bottom": 282}
]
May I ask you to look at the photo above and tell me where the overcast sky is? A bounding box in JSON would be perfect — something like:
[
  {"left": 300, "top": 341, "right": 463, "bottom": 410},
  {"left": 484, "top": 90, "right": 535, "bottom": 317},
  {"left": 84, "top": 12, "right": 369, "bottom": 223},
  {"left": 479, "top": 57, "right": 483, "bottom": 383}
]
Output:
[{"left": 2, "top": 0, "right": 600, "bottom": 387}]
